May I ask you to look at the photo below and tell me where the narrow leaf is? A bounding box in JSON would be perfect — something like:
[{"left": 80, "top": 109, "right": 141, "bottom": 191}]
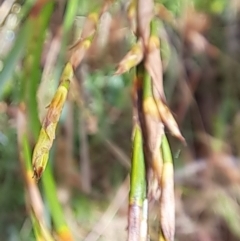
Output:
[
  {"left": 0, "top": 22, "right": 30, "bottom": 98},
  {"left": 156, "top": 100, "right": 185, "bottom": 143},
  {"left": 128, "top": 125, "right": 146, "bottom": 241},
  {"left": 69, "top": 35, "right": 94, "bottom": 69},
  {"left": 160, "top": 135, "right": 175, "bottom": 241}
]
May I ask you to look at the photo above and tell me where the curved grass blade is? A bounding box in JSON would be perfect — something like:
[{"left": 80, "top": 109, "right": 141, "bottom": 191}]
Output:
[
  {"left": 32, "top": 63, "right": 74, "bottom": 180},
  {"left": 42, "top": 161, "right": 74, "bottom": 241},
  {"left": 0, "top": 22, "right": 30, "bottom": 98},
  {"left": 17, "top": 106, "right": 55, "bottom": 241},
  {"left": 20, "top": 1, "right": 55, "bottom": 139}
]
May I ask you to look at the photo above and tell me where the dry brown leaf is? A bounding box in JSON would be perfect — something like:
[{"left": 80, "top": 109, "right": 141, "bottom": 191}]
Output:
[
  {"left": 160, "top": 162, "right": 175, "bottom": 241},
  {"left": 152, "top": 150, "right": 163, "bottom": 184},
  {"left": 156, "top": 100, "right": 185, "bottom": 142},
  {"left": 82, "top": 13, "right": 99, "bottom": 39},
  {"left": 137, "top": 0, "right": 154, "bottom": 45},
  {"left": 143, "top": 97, "right": 184, "bottom": 142},
  {"left": 145, "top": 36, "right": 166, "bottom": 102},
  {"left": 115, "top": 40, "right": 144, "bottom": 75},
  {"left": 144, "top": 114, "right": 164, "bottom": 155},
  {"left": 69, "top": 36, "right": 93, "bottom": 69}
]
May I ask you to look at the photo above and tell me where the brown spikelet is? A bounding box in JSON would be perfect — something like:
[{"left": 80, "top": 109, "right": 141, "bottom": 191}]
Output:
[
  {"left": 115, "top": 40, "right": 144, "bottom": 75},
  {"left": 156, "top": 100, "right": 185, "bottom": 143}
]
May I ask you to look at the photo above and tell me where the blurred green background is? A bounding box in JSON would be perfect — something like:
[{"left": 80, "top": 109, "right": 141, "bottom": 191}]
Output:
[{"left": 1, "top": 0, "right": 240, "bottom": 240}]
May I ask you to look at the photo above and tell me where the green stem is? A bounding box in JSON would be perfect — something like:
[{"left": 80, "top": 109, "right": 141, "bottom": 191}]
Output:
[
  {"left": 128, "top": 124, "right": 147, "bottom": 241},
  {"left": 161, "top": 134, "right": 173, "bottom": 164},
  {"left": 129, "top": 125, "right": 146, "bottom": 205},
  {"left": 42, "top": 158, "right": 73, "bottom": 240}
]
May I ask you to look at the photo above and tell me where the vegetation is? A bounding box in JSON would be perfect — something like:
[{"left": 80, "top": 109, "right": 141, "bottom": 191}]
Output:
[{"left": 0, "top": 0, "right": 240, "bottom": 241}]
